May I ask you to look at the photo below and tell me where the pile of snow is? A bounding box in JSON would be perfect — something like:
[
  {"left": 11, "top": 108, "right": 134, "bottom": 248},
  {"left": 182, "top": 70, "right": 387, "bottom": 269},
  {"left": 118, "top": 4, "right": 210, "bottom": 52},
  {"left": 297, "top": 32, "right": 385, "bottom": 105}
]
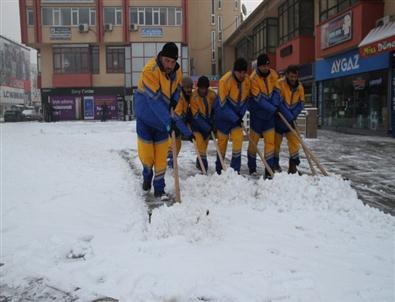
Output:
[{"left": 2, "top": 122, "right": 394, "bottom": 302}]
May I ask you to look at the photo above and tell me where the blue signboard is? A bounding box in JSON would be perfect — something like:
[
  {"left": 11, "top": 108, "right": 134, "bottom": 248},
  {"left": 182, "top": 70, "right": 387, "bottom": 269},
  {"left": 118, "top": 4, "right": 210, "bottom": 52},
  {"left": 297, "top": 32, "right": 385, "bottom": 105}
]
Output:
[
  {"left": 141, "top": 28, "right": 163, "bottom": 38},
  {"left": 83, "top": 96, "right": 94, "bottom": 120},
  {"left": 315, "top": 49, "right": 390, "bottom": 81}
]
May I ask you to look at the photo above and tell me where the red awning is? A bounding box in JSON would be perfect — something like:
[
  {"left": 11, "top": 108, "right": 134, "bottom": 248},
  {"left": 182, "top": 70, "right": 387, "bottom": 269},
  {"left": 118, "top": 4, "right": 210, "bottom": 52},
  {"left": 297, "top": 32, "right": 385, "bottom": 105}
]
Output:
[{"left": 359, "top": 21, "right": 395, "bottom": 57}]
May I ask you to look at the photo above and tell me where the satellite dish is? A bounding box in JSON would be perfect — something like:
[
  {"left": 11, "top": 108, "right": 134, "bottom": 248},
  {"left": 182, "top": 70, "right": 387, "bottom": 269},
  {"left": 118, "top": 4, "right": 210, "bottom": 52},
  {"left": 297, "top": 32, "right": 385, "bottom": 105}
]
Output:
[{"left": 242, "top": 3, "right": 247, "bottom": 16}]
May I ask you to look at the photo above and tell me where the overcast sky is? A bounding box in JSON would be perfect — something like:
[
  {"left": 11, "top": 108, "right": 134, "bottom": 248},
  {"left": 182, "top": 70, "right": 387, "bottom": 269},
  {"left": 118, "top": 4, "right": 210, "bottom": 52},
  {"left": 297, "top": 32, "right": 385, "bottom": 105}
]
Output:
[{"left": 0, "top": 0, "right": 262, "bottom": 61}]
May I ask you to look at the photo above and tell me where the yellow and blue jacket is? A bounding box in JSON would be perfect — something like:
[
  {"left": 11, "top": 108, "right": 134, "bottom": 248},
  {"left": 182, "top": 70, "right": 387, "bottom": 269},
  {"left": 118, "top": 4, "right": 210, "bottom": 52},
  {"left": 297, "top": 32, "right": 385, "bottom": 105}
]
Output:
[
  {"left": 214, "top": 71, "right": 251, "bottom": 133},
  {"left": 135, "top": 56, "right": 183, "bottom": 132},
  {"left": 248, "top": 68, "right": 280, "bottom": 120},
  {"left": 190, "top": 88, "right": 217, "bottom": 137},
  {"left": 277, "top": 77, "right": 304, "bottom": 121},
  {"left": 173, "top": 90, "right": 193, "bottom": 137}
]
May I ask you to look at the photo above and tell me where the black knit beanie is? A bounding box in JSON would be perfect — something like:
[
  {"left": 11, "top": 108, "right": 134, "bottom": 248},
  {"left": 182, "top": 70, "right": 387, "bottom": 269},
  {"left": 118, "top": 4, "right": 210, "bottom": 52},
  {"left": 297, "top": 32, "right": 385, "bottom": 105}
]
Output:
[
  {"left": 257, "top": 53, "right": 270, "bottom": 66},
  {"left": 197, "top": 76, "right": 210, "bottom": 88},
  {"left": 160, "top": 42, "right": 178, "bottom": 60},
  {"left": 233, "top": 58, "right": 248, "bottom": 72}
]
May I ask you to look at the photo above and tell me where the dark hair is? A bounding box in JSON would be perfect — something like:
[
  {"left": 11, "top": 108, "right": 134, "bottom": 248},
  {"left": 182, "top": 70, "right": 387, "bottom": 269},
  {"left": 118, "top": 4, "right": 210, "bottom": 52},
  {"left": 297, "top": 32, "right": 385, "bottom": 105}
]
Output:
[
  {"left": 233, "top": 58, "right": 248, "bottom": 72},
  {"left": 286, "top": 65, "right": 299, "bottom": 75},
  {"left": 197, "top": 76, "right": 210, "bottom": 88},
  {"left": 257, "top": 53, "right": 270, "bottom": 66}
]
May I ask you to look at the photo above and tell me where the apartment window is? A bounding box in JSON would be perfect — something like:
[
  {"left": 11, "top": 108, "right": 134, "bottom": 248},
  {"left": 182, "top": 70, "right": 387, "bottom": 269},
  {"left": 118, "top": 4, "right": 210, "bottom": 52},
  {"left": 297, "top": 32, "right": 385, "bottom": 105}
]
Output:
[
  {"left": 138, "top": 8, "right": 145, "bottom": 25},
  {"left": 211, "top": 31, "right": 216, "bottom": 61},
  {"left": 218, "top": 0, "right": 222, "bottom": 9},
  {"left": 27, "top": 8, "right": 34, "bottom": 26},
  {"left": 153, "top": 8, "right": 160, "bottom": 25},
  {"left": 235, "top": 37, "right": 253, "bottom": 63},
  {"left": 130, "top": 8, "right": 138, "bottom": 24},
  {"left": 91, "top": 46, "right": 99, "bottom": 74},
  {"left": 43, "top": 7, "right": 95, "bottom": 26},
  {"left": 211, "top": 0, "right": 215, "bottom": 25},
  {"left": 104, "top": 7, "right": 122, "bottom": 25},
  {"left": 168, "top": 7, "right": 176, "bottom": 25},
  {"left": 278, "top": 0, "right": 314, "bottom": 45},
  {"left": 176, "top": 8, "right": 182, "bottom": 25},
  {"left": 53, "top": 8, "right": 61, "bottom": 25},
  {"left": 218, "top": 15, "right": 223, "bottom": 41},
  {"left": 129, "top": 7, "right": 182, "bottom": 26},
  {"left": 145, "top": 8, "right": 153, "bottom": 25},
  {"left": 106, "top": 46, "right": 125, "bottom": 73},
  {"left": 319, "top": 0, "right": 357, "bottom": 21},
  {"left": 90, "top": 9, "right": 96, "bottom": 26},
  {"left": 252, "top": 18, "right": 278, "bottom": 57},
  {"left": 160, "top": 8, "right": 167, "bottom": 25},
  {"left": 211, "top": 63, "right": 216, "bottom": 75},
  {"left": 53, "top": 47, "right": 89, "bottom": 74},
  {"left": 235, "top": 0, "right": 239, "bottom": 9}
]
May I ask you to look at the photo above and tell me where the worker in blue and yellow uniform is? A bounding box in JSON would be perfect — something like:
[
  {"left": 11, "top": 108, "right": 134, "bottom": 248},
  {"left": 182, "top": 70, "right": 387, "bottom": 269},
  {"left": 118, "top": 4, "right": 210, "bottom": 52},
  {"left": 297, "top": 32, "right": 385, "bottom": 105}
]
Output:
[
  {"left": 247, "top": 54, "right": 280, "bottom": 178},
  {"left": 190, "top": 76, "right": 217, "bottom": 172},
  {"left": 134, "top": 42, "right": 183, "bottom": 201},
  {"left": 167, "top": 77, "right": 195, "bottom": 168},
  {"left": 214, "top": 58, "right": 251, "bottom": 174},
  {"left": 274, "top": 64, "right": 305, "bottom": 174}
]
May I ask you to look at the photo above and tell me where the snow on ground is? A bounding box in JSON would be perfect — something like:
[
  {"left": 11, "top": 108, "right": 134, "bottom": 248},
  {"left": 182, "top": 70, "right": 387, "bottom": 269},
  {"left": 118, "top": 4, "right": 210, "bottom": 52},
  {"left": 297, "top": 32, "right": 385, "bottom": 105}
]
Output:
[{"left": 1, "top": 121, "right": 394, "bottom": 301}]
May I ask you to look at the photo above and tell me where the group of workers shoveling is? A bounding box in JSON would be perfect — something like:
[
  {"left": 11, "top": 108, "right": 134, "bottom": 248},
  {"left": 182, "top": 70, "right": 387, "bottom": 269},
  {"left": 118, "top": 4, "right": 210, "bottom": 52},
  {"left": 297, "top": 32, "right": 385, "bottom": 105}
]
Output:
[{"left": 135, "top": 43, "right": 327, "bottom": 202}]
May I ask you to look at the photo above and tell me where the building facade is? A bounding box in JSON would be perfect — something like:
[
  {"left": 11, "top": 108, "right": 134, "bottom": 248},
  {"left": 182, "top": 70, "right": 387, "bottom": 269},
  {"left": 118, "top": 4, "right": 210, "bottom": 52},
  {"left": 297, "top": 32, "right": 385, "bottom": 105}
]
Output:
[
  {"left": 0, "top": 35, "right": 31, "bottom": 118},
  {"left": 224, "top": 0, "right": 395, "bottom": 137},
  {"left": 19, "top": 0, "right": 240, "bottom": 121}
]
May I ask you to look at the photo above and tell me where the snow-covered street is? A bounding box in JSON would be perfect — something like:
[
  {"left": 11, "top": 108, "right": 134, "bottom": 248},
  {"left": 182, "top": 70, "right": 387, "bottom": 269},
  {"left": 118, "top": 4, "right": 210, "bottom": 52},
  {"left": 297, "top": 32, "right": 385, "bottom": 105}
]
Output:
[{"left": 1, "top": 121, "right": 394, "bottom": 301}]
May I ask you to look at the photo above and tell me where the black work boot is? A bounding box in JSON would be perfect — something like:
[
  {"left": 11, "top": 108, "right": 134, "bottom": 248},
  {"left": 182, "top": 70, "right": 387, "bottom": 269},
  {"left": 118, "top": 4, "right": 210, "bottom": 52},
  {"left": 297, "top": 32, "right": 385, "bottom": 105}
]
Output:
[
  {"left": 142, "top": 180, "right": 151, "bottom": 191},
  {"left": 264, "top": 168, "right": 274, "bottom": 180},
  {"left": 288, "top": 161, "right": 298, "bottom": 174},
  {"left": 154, "top": 191, "right": 170, "bottom": 201}
]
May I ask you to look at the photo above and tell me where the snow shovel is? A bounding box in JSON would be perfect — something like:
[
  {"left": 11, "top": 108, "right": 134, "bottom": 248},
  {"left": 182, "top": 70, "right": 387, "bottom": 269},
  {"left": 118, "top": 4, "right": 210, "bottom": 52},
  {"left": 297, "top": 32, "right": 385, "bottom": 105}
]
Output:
[
  {"left": 277, "top": 112, "right": 328, "bottom": 176},
  {"left": 242, "top": 125, "right": 274, "bottom": 178},
  {"left": 294, "top": 121, "right": 317, "bottom": 176},
  {"left": 210, "top": 131, "right": 227, "bottom": 171},
  {"left": 170, "top": 109, "right": 181, "bottom": 203}
]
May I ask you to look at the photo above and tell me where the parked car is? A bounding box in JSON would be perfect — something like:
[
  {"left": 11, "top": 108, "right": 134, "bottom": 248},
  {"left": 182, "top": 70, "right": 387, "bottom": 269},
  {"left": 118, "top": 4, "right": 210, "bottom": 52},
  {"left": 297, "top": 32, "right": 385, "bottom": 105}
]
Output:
[
  {"left": 4, "top": 110, "right": 24, "bottom": 122},
  {"left": 22, "top": 109, "right": 42, "bottom": 121}
]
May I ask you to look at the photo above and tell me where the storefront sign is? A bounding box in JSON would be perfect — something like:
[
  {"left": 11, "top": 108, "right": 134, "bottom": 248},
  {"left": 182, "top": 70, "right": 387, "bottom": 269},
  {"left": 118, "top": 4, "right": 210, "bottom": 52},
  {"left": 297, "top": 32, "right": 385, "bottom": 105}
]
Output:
[
  {"left": 50, "top": 27, "right": 71, "bottom": 40},
  {"left": 83, "top": 96, "right": 94, "bottom": 120},
  {"left": 360, "top": 35, "right": 395, "bottom": 57},
  {"left": 321, "top": 11, "right": 352, "bottom": 49},
  {"left": 315, "top": 49, "right": 390, "bottom": 81},
  {"left": 50, "top": 96, "right": 76, "bottom": 120},
  {"left": 141, "top": 28, "right": 163, "bottom": 38},
  {"left": 0, "top": 86, "right": 26, "bottom": 104}
]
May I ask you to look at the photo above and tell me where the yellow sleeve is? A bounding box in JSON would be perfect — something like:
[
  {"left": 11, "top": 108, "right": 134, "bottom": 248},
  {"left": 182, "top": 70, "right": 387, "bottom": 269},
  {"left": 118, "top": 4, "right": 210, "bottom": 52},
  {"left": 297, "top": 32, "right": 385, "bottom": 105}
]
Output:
[
  {"left": 174, "top": 97, "right": 186, "bottom": 116},
  {"left": 141, "top": 67, "right": 160, "bottom": 94},
  {"left": 190, "top": 96, "right": 200, "bottom": 116},
  {"left": 250, "top": 75, "right": 260, "bottom": 97},
  {"left": 218, "top": 78, "right": 229, "bottom": 105},
  {"left": 299, "top": 85, "right": 305, "bottom": 102}
]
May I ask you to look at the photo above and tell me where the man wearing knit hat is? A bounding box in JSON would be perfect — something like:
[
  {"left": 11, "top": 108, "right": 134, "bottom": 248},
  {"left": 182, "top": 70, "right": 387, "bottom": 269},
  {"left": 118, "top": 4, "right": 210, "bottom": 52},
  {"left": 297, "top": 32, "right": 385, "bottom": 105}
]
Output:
[
  {"left": 213, "top": 58, "right": 251, "bottom": 174},
  {"left": 134, "top": 42, "right": 183, "bottom": 201},
  {"left": 247, "top": 53, "right": 280, "bottom": 178},
  {"left": 190, "top": 76, "right": 217, "bottom": 172}
]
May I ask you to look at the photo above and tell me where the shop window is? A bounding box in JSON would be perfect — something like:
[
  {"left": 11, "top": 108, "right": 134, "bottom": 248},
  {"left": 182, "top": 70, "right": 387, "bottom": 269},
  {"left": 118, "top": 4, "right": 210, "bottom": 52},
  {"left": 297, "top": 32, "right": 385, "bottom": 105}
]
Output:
[
  {"left": 53, "top": 47, "right": 90, "bottom": 74},
  {"left": 106, "top": 46, "right": 125, "bottom": 73},
  {"left": 319, "top": 0, "right": 357, "bottom": 22},
  {"left": 27, "top": 8, "right": 34, "bottom": 26},
  {"left": 322, "top": 71, "right": 389, "bottom": 131},
  {"left": 104, "top": 7, "right": 122, "bottom": 25},
  {"left": 278, "top": 0, "right": 314, "bottom": 45}
]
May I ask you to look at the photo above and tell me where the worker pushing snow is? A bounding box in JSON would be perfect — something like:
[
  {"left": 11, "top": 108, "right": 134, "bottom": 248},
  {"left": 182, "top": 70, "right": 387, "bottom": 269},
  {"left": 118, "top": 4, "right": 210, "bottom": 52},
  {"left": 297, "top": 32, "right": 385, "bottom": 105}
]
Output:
[
  {"left": 189, "top": 76, "right": 217, "bottom": 172},
  {"left": 167, "top": 76, "right": 195, "bottom": 168},
  {"left": 275, "top": 65, "right": 305, "bottom": 174},
  {"left": 134, "top": 42, "right": 183, "bottom": 201},
  {"left": 213, "top": 58, "right": 251, "bottom": 174},
  {"left": 247, "top": 53, "right": 280, "bottom": 179}
]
